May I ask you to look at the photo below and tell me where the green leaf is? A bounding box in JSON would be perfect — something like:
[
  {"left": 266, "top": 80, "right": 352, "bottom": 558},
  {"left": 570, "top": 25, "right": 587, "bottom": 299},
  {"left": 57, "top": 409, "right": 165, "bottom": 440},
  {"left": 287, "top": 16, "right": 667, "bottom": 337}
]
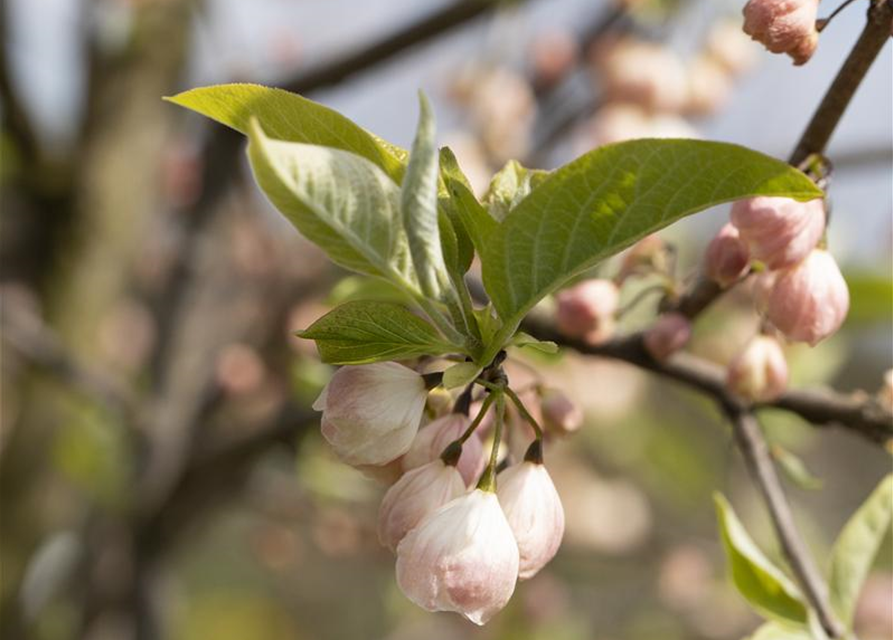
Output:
[
  {"left": 442, "top": 362, "right": 482, "bottom": 389},
  {"left": 165, "top": 83, "right": 405, "bottom": 182},
  {"left": 482, "top": 139, "right": 824, "bottom": 331},
  {"left": 245, "top": 118, "right": 418, "bottom": 291},
  {"left": 510, "top": 332, "right": 559, "bottom": 354},
  {"left": 744, "top": 622, "right": 812, "bottom": 640},
  {"left": 484, "top": 159, "right": 550, "bottom": 221},
  {"left": 714, "top": 492, "right": 809, "bottom": 625},
  {"left": 327, "top": 276, "right": 412, "bottom": 306},
  {"left": 828, "top": 474, "right": 893, "bottom": 629},
  {"left": 297, "top": 300, "right": 458, "bottom": 364},
  {"left": 440, "top": 147, "right": 486, "bottom": 276},
  {"left": 401, "top": 93, "right": 451, "bottom": 300}
]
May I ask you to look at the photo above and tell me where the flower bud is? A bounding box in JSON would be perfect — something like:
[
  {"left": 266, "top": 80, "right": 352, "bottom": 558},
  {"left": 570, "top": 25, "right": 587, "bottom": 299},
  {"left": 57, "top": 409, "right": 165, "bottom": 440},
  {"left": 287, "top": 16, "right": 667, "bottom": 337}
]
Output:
[
  {"left": 644, "top": 313, "right": 692, "bottom": 361},
  {"left": 555, "top": 279, "right": 620, "bottom": 344},
  {"left": 540, "top": 389, "right": 583, "bottom": 435},
  {"left": 618, "top": 234, "right": 667, "bottom": 280},
  {"left": 402, "top": 414, "right": 486, "bottom": 487},
  {"left": 761, "top": 249, "right": 849, "bottom": 346},
  {"left": 497, "top": 460, "right": 565, "bottom": 579},
  {"left": 704, "top": 223, "right": 751, "bottom": 287},
  {"left": 730, "top": 197, "right": 825, "bottom": 270},
  {"left": 313, "top": 362, "right": 427, "bottom": 466},
  {"left": 396, "top": 489, "right": 520, "bottom": 625},
  {"left": 726, "top": 335, "right": 789, "bottom": 401},
  {"left": 378, "top": 460, "right": 466, "bottom": 552},
  {"left": 742, "top": 0, "right": 820, "bottom": 65}
]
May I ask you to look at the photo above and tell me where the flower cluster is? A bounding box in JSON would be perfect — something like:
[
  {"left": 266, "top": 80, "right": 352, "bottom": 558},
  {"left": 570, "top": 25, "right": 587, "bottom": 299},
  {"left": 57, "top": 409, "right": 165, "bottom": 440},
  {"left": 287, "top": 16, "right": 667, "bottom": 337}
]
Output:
[
  {"left": 313, "top": 361, "right": 569, "bottom": 625},
  {"left": 702, "top": 195, "right": 849, "bottom": 400}
]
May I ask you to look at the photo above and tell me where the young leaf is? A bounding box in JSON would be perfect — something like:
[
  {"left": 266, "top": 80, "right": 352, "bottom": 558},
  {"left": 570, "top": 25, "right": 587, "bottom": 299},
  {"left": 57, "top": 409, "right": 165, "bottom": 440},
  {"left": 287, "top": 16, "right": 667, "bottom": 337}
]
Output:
[
  {"left": 165, "top": 83, "right": 406, "bottom": 181},
  {"left": 401, "top": 93, "right": 451, "bottom": 300},
  {"left": 714, "top": 493, "right": 809, "bottom": 626},
  {"left": 771, "top": 445, "right": 823, "bottom": 491},
  {"left": 297, "top": 301, "right": 458, "bottom": 364},
  {"left": 443, "top": 173, "right": 498, "bottom": 263},
  {"left": 482, "top": 139, "right": 824, "bottom": 329},
  {"left": 245, "top": 119, "right": 418, "bottom": 291},
  {"left": 484, "top": 159, "right": 550, "bottom": 221},
  {"left": 510, "top": 332, "right": 559, "bottom": 354},
  {"left": 828, "top": 474, "right": 893, "bottom": 629},
  {"left": 442, "top": 362, "right": 482, "bottom": 389}
]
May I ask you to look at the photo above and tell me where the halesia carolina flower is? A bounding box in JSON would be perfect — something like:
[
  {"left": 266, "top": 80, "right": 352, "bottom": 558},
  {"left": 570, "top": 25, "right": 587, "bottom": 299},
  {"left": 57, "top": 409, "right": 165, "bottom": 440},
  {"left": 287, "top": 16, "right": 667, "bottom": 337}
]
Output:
[
  {"left": 730, "top": 197, "right": 825, "bottom": 270},
  {"left": 378, "top": 460, "right": 466, "bottom": 553},
  {"left": 644, "top": 312, "right": 692, "bottom": 361},
  {"left": 726, "top": 334, "right": 789, "bottom": 401},
  {"left": 396, "top": 489, "right": 520, "bottom": 625},
  {"left": 555, "top": 279, "right": 620, "bottom": 344},
  {"left": 704, "top": 223, "right": 751, "bottom": 287},
  {"left": 761, "top": 249, "right": 850, "bottom": 346},
  {"left": 742, "top": 0, "right": 820, "bottom": 65},
  {"left": 402, "top": 413, "right": 486, "bottom": 487},
  {"left": 313, "top": 362, "right": 427, "bottom": 466},
  {"left": 540, "top": 389, "right": 583, "bottom": 435},
  {"left": 497, "top": 447, "right": 565, "bottom": 579}
]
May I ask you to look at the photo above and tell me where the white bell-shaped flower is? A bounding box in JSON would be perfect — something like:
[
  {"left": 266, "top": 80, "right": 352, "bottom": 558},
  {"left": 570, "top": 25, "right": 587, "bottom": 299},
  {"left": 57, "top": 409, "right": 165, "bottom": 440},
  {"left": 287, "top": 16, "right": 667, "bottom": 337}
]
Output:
[
  {"left": 396, "top": 489, "right": 519, "bottom": 625},
  {"left": 313, "top": 362, "right": 427, "bottom": 466}
]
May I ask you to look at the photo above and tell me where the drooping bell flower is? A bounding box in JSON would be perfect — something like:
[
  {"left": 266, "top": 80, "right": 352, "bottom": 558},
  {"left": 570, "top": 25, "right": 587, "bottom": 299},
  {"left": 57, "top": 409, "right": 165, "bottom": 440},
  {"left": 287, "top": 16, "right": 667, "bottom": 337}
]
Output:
[
  {"left": 761, "top": 249, "right": 849, "bottom": 346},
  {"left": 313, "top": 362, "right": 428, "bottom": 466},
  {"left": 377, "top": 460, "right": 466, "bottom": 552},
  {"left": 496, "top": 446, "right": 565, "bottom": 579},
  {"left": 395, "top": 489, "right": 519, "bottom": 625}
]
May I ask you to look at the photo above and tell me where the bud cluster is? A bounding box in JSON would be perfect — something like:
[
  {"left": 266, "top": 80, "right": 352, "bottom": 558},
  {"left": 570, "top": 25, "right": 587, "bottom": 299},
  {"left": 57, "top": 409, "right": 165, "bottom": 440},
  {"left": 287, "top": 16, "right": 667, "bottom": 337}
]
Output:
[
  {"left": 313, "top": 363, "right": 574, "bottom": 625},
  {"left": 701, "top": 195, "right": 850, "bottom": 401}
]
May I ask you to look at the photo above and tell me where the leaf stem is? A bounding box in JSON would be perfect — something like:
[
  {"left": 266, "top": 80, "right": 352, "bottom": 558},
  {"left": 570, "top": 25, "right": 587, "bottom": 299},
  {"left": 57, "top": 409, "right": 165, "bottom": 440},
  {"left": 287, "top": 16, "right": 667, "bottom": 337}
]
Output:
[
  {"left": 476, "top": 392, "right": 505, "bottom": 492},
  {"left": 504, "top": 386, "right": 544, "bottom": 441}
]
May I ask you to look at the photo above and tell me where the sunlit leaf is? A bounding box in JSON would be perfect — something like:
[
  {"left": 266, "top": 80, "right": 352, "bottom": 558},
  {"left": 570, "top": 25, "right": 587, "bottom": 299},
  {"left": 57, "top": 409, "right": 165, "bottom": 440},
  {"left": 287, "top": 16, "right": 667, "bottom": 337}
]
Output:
[
  {"left": 714, "top": 492, "right": 809, "bottom": 625},
  {"left": 828, "top": 474, "right": 893, "bottom": 629},
  {"left": 297, "top": 300, "right": 459, "bottom": 364},
  {"left": 482, "top": 139, "right": 824, "bottom": 335}
]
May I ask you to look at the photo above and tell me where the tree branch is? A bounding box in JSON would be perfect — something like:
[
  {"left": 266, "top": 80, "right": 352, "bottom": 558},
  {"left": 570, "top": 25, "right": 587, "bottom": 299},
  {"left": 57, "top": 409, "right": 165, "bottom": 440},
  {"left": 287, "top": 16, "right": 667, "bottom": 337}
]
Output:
[
  {"left": 724, "top": 407, "right": 845, "bottom": 637},
  {"left": 789, "top": 0, "right": 893, "bottom": 166},
  {"left": 520, "top": 312, "right": 893, "bottom": 446}
]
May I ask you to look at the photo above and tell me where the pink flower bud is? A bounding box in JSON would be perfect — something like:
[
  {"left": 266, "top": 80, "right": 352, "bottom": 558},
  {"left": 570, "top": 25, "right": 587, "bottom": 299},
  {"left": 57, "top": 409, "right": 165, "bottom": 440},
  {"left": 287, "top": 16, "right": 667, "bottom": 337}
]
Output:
[
  {"left": 730, "top": 197, "right": 825, "bottom": 269},
  {"left": 742, "top": 0, "right": 820, "bottom": 65},
  {"left": 540, "top": 389, "right": 583, "bottom": 434},
  {"left": 313, "top": 363, "right": 427, "bottom": 466},
  {"left": 704, "top": 223, "right": 751, "bottom": 287},
  {"left": 761, "top": 249, "right": 849, "bottom": 346},
  {"left": 555, "top": 279, "right": 620, "bottom": 344},
  {"left": 402, "top": 414, "right": 486, "bottom": 487},
  {"left": 497, "top": 461, "right": 565, "bottom": 579},
  {"left": 378, "top": 460, "right": 466, "bottom": 553},
  {"left": 396, "top": 489, "right": 519, "bottom": 625},
  {"left": 878, "top": 369, "right": 893, "bottom": 412},
  {"left": 643, "top": 313, "right": 692, "bottom": 361},
  {"left": 726, "top": 335, "right": 789, "bottom": 401}
]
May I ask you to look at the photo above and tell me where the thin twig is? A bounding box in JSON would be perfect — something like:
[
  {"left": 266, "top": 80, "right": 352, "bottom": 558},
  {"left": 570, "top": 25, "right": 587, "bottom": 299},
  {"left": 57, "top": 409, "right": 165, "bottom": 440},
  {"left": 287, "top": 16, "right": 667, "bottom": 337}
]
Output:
[
  {"left": 520, "top": 312, "right": 893, "bottom": 446},
  {"left": 790, "top": 0, "right": 893, "bottom": 166},
  {"left": 723, "top": 406, "right": 845, "bottom": 638}
]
